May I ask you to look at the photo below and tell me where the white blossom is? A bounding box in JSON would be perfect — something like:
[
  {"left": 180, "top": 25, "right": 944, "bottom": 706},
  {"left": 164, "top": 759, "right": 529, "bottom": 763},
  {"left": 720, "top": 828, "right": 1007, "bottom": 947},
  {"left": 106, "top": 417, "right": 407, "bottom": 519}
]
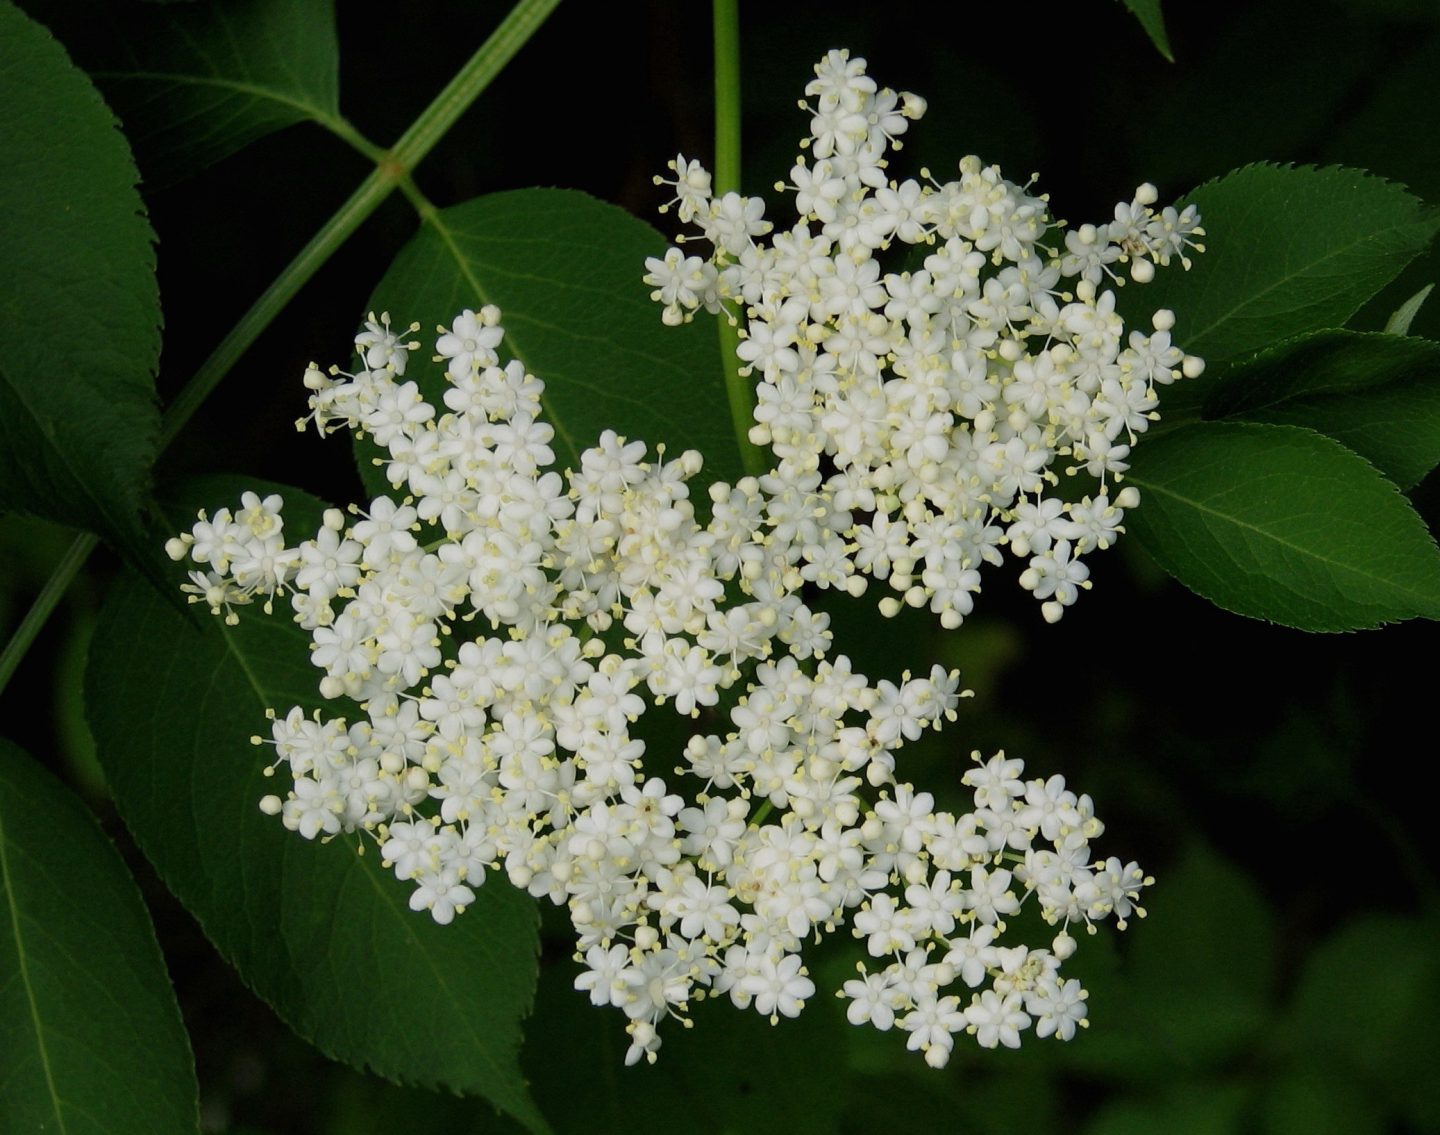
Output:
[{"left": 171, "top": 50, "right": 1193, "bottom": 1069}]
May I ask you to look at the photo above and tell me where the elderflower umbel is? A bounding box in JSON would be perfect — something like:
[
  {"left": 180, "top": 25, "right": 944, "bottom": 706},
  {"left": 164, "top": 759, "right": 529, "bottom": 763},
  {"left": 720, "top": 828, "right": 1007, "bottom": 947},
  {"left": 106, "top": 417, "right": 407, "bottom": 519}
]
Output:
[
  {"left": 648, "top": 48, "right": 1203, "bottom": 626},
  {"left": 170, "top": 50, "right": 1196, "bottom": 1069}
]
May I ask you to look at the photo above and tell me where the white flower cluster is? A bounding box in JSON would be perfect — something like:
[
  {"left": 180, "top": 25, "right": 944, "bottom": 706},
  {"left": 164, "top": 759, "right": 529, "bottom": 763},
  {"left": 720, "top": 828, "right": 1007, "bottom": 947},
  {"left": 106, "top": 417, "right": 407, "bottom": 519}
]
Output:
[
  {"left": 163, "top": 50, "right": 1192, "bottom": 1070},
  {"left": 646, "top": 48, "right": 1204, "bottom": 625}
]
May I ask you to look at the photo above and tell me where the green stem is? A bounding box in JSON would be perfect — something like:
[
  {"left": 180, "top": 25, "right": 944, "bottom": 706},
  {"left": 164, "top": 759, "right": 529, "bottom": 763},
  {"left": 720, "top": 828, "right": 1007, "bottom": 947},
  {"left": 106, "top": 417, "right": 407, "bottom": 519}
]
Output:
[
  {"left": 712, "top": 0, "right": 742, "bottom": 198},
  {"left": 712, "top": 0, "right": 767, "bottom": 479},
  {"left": 0, "top": 532, "right": 97, "bottom": 696},
  {"left": 387, "top": 0, "right": 562, "bottom": 176},
  {"left": 164, "top": 0, "right": 563, "bottom": 445},
  {"left": 320, "top": 115, "right": 388, "bottom": 164},
  {"left": 0, "top": 0, "right": 563, "bottom": 698},
  {"left": 157, "top": 170, "right": 387, "bottom": 447}
]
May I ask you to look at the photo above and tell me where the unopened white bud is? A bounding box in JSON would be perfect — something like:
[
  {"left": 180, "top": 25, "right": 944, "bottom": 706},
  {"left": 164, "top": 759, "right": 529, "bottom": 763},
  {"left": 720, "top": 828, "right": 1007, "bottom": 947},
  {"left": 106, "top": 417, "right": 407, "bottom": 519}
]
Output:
[{"left": 380, "top": 752, "right": 405, "bottom": 775}]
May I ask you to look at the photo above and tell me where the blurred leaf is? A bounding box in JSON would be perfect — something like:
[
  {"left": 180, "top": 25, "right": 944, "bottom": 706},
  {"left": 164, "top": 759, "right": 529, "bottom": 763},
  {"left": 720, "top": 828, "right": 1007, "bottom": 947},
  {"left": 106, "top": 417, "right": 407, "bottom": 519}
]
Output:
[
  {"left": 0, "top": 514, "right": 79, "bottom": 632},
  {"left": 1323, "top": 32, "right": 1440, "bottom": 341},
  {"left": 1128, "top": 848, "right": 1274, "bottom": 1053},
  {"left": 0, "top": 1, "right": 160, "bottom": 562},
  {"left": 1127, "top": 421, "right": 1440, "bottom": 629},
  {"left": 52, "top": 604, "right": 105, "bottom": 797},
  {"left": 86, "top": 477, "right": 548, "bottom": 1133},
  {"left": 1284, "top": 913, "right": 1440, "bottom": 1131},
  {"left": 1261, "top": 1072, "right": 1384, "bottom": 1135},
  {"left": 1086, "top": 1082, "right": 1249, "bottom": 1135},
  {"left": 1384, "top": 283, "right": 1432, "bottom": 335},
  {"left": 359, "top": 189, "right": 742, "bottom": 494},
  {"left": 0, "top": 739, "right": 198, "bottom": 1135},
  {"left": 1236, "top": 700, "right": 1357, "bottom": 822},
  {"left": 1117, "top": 0, "right": 1174, "bottom": 61},
  {"left": 1066, "top": 847, "right": 1275, "bottom": 1076},
  {"left": 829, "top": 935, "right": 1062, "bottom": 1135},
  {"left": 519, "top": 928, "right": 851, "bottom": 1135},
  {"left": 1205, "top": 329, "right": 1440, "bottom": 487},
  {"left": 320, "top": 1077, "right": 520, "bottom": 1135},
  {"left": 1125, "top": 11, "right": 1383, "bottom": 196},
  {"left": 839, "top": 1066, "right": 1056, "bottom": 1135},
  {"left": 1324, "top": 35, "right": 1440, "bottom": 206},
  {"left": 1140, "top": 164, "right": 1440, "bottom": 364},
  {"left": 88, "top": 0, "right": 340, "bottom": 186}
]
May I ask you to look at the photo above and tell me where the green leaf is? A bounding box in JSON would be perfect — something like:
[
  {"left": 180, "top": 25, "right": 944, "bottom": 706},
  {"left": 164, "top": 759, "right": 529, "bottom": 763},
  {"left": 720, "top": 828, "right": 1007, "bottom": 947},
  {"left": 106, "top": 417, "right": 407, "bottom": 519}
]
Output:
[
  {"left": 0, "top": 2, "right": 159, "bottom": 560},
  {"left": 1261, "top": 1073, "right": 1385, "bottom": 1135},
  {"left": 86, "top": 0, "right": 340, "bottom": 185},
  {"left": 359, "top": 189, "right": 742, "bottom": 494},
  {"left": 1137, "top": 164, "right": 1440, "bottom": 365},
  {"left": 0, "top": 739, "right": 198, "bottom": 1135},
  {"left": 85, "top": 477, "right": 548, "bottom": 1133},
  {"left": 1126, "top": 421, "right": 1440, "bottom": 630},
  {"left": 1384, "top": 283, "right": 1432, "bottom": 335},
  {"left": 1204, "top": 329, "right": 1440, "bottom": 487},
  {"left": 1283, "top": 914, "right": 1440, "bottom": 1130},
  {"left": 1117, "top": 0, "right": 1174, "bottom": 62},
  {"left": 1125, "top": 847, "right": 1275, "bottom": 1061}
]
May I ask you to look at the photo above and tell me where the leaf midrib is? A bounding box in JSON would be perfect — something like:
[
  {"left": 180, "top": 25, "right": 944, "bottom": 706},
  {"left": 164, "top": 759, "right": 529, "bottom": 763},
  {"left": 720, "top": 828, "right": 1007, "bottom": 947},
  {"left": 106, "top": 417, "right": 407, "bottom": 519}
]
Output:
[
  {"left": 1189, "top": 201, "right": 1432, "bottom": 352},
  {"left": 92, "top": 70, "right": 337, "bottom": 132},
  {"left": 1128, "top": 469, "right": 1440, "bottom": 609},
  {"left": 420, "top": 210, "right": 584, "bottom": 467},
  {"left": 0, "top": 790, "right": 70, "bottom": 1135},
  {"left": 0, "top": 358, "right": 151, "bottom": 550}
]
